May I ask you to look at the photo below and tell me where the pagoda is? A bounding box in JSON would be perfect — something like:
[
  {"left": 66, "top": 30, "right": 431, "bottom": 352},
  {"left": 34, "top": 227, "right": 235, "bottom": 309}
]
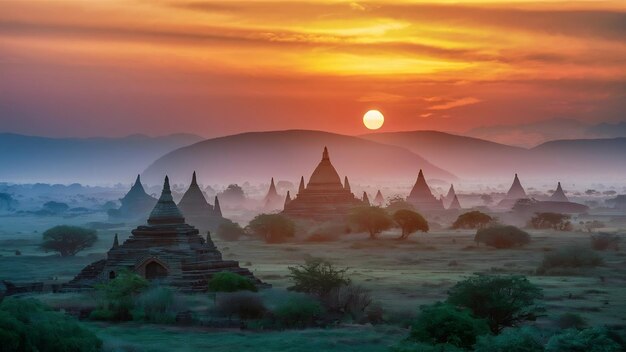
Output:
[
  {"left": 362, "top": 192, "right": 370, "bottom": 206},
  {"left": 498, "top": 173, "right": 529, "bottom": 208},
  {"left": 374, "top": 190, "right": 384, "bottom": 207},
  {"left": 108, "top": 175, "right": 157, "bottom": 220},
  {"left": 65, "top": 176, "right": 263, "bottom": 292},
  {"left": 177, "top": 172, "right": 224, "bottom": 232},
  {"left": 549, "top": 182, "right": 569, "bottom": 202},
  {"left": 444, "top": 184, "right": 456, "bottom": 208},
  {"left": 263, "top": 178, "right": 283, "bottom": 211},
  {"left": 448, "top": 195, "right": 462, "bottom": 210},
  {"left": 282, "top": 147, "right": 364, "bottom": 220},
  {"left": 406, "top": 169, "right": 444, "bottom": 212}
]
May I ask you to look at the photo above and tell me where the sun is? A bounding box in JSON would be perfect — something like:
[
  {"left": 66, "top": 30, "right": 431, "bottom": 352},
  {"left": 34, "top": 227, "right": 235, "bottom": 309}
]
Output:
[{"left": 363, "top": 110, "right": 384, "bottom": 130}]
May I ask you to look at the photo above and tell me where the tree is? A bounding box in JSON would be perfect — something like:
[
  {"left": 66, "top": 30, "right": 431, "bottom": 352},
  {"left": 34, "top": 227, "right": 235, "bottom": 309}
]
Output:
[
  {"left": 474, "top": 225, "right": 530, "bottom": 249},
  {"left": 287, "top": 259, "right": 350, "bottom": 297},
  {"left": 530, "top": 212, "right": 572, "bottom": 231},
  {"left": 91, "top": 269, "right": 149, "bottom": 321},
  {"left": 216, "top": 219, "right": 246, "bottom": 241},
  {"left": 474, "top": 327, "right": 544, "bottom": 352},
  {"left": 545, "top": 327, "right": 621, "bottom": 352},
  {"left": 208, "top": 272, "right": 257, "bottom": 292},
  {"left": 452, "top": 211, "right": 494, "bottom": 230},
  {"left": 393, "top": 209, "right": 429, "bottom": 240},
  {"left": 41, "top": 225, "right": 97, "bottom": 257},
  {"left": 386, "top": 195, "right": 415, "bottom": 213},
  {"left": 247, "top": 213, "right": 295, "bottom": 243},
  {"left": 349, "top": 206, "right": 393, "bottom": 239},
  {"left": 408, "top": 302, "right": 490, "bottom": 349},
  {"left": 446, "top": 274, "right": 543, "bottom": 333}
]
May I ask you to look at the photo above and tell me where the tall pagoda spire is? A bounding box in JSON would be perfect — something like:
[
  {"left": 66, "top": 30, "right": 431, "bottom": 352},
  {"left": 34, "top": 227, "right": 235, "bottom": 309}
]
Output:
[
  {"left": 506, "top": 173, "right": 527, "bottom": 199},
  {"left": 307, "top": 147, "right": 343, "bottom": 191},
  {"left": 298, "top": 176, "right": 305, "bottom": 194},
  {"left": 448, "top": 195, "right": 462, "bottom": 210},
  {"left": 213, "top": 196, "right": 222, "bottom": 217},
  {"left": 550, "top": 182, "right": 569, "bottom": 202},
  {"left": 362, "top": 191, "right": 370, "bottom": 206},
  {"left": 374, "top": 190, "right": 384, "bottom": 206},
  {"left": 191, "top": 171, "right": 198, "bottom": 185},
  {"left": 148, "top": 176, "right": 185, "bottom": 225},
  {"left": 284, "top": 191, "right": 292, "bottom": 209},
  {"left": 111, "top": 233, "right": 119, "bottom": 249},
  {"left": 322, "top": 146, "right": 329, "bottom": 160},
  {"left": 344, "top": 176, "right": 351, "bottom": 192},
  {"left": 406, "top": 169, "right": 443, "bottom": 211}
]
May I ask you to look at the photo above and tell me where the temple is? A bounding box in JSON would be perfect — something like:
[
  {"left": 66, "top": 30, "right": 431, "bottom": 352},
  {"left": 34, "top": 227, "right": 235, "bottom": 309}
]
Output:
[
  {"left": 65, "top": 176, "right": 263, "bottom": 292},
  {"left": 549, "top": 182, "right": 569, "bottom": 202},
  {"left": 107, "top": 175, "right": 157, "bottom": 220},
  {"left": 282, "top": 147, "right": 364, "bottom": 220},
  {"left": 177, "top": 172, "right": 224, "bottom": 232},
  {"left": 448, "top": 195, "right": 462, "bottom": 210},
  {"left": 444, "top": 184, "right": 456, "bottom": 208},
  {"left": 406, "top": 169, "right": 444, "bottom": 212},
  {"left": 498, "top": 173, "right": 529, "bottom": 208},
  {"left": 262, "top": 178, "right": 283, "bottom": 211},
  {"left": 374, "top": 190, "right": 384, "bottom": 207}
]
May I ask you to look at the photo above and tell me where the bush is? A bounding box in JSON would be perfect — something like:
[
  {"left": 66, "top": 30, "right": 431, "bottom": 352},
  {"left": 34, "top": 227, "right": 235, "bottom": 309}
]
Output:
[
  {"left": 247, "top": 214, "right": 295, "bottom": 243},
  {"left": 216, "top": 220, "right": 246, "bottom": 241},
  {"left": 386, "top": 195, "right": 415, "bottom": 213},
  {"left": 390, "top": 341, "right": 464, "bottom": 352},
  {"left": 349, "top": 206, "right": 393, "bottom": 239},
  {"left": 446, "top": 274, "right": 543, "bottom": 333},
  {"left": 209, "top": 271, "right": 258, "bottom": 293},
  {"left": 323, "top": 284, "right": 372, "bottom": 321},
  {"left": 0, "top": 297, "right": 102, "bottom": 352},
  {"left": 538, "top": 246, "right": 603, "bottom": 274},
  {"left": 287, "top": 259, "right": 350, "bottom": 298},
  {"left": 474, "top": 327, "right": 544, "bottom": 352},
  {"left": 91, "top": 269, "right": 149, "bottom": 321},
  {"left": 393, "top": 209, "right": 429, "bottom": 240},
  {"left": 41, "top": 225, "right": 98, "bottom": 257},
  {"left": 545, "top": 327, "right": 621, "bottom": 352},
  {"left": 273, "top": 296, "right": 324, "bottom": 329},
  {"left": 530, "top": 212, "right": 572, "bottom": 231},
  {"left": 556, "top": 312, "right": 587, "bottom": 330},
  {"left": 305, "top": 222, "right": 345, "bottom": 242},
  {"left": 408, "top": 302, "right": 490, "bottom": 349},
  {"left": 216, "top": 292, "right": 266, "bottom": 320},
  {"left": 474, "top": 226, "right": 530, "bottom": 249},
  {"left": 131, "top": 286, "right": 177, "bottom": 323},
  {"left": 452, "top": 211, "right": 494, "bottom": 230},
  {"left": 590, "top": 232, "right": 620, "bottom": 251}
]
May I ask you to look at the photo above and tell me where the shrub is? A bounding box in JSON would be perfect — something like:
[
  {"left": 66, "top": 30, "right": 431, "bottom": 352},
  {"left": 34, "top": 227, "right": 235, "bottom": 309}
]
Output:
[
  {"left": 556, "top": 312, "right": 587, "bottom": 330},
  {"left": 390, "top": 341, "right": 464, "bottom": 352},
  {"left": 216, "top": 292, "right": 266, "bottom": 319},
  {"left": 0, "top": 297, "right": 102, "bottom": 352},
  {"left": 131, "top": 286, "right": 176, "bottom": 323},
  {"left": 474, "top": 327, "right": 544, "bottom": 352},
  {"left": 590, "top": 232, "right": 620, "bottom": 251},
  {"left": 41, "top": 225, "right": 98, "bottom": 257},
  {"left": 323, "top": 284, "right": 372, "bottom": 321},
  {"left": 273, "top": 296, "right": 324, "bottom": 328},
  {"left": 349, "top": 206, "right": 393, "bottom": 239},
  {"left": 209, "top": 272, "right": 257, "bottom": 293},
  {"left": 91, "top": 269, "right": 149, "bottom": 321},
  {"left": 446, "top": 274, "right": 543, "bottom": 333},
  {"left": 287, "top": 259, "right": 350, "bottom": 297},
  {"left": 545, "top": 327, "right": 621, "bottom": 352},
  {"left": 452, "top": 211, "right": 494, "bottom": 230},
  {"left": 305, "top": 222, "right": 345, "bottom": 242},
  {"left": 408, "top": 302, "right": 490, "bottom": 349},
  {"left": 386, "top": 195, "right": 415, "bottom": 212},
  {"left": 216, "top": 220, "right": 246, "bottom": 241},
  {"left": 474, "top": 226, "right": 530, "bottom": 249},
  {"left": 538, "top": 246, "right": 603, "bottom": 274},
  {"left": 247, "top": 214, "right": 295, "bottom": 243},
  {"left": 530, "top": 212, "right": 572, "bottom": 231},
  {"left": 393, "top": 209, "right": 429, "bottom": 240}
]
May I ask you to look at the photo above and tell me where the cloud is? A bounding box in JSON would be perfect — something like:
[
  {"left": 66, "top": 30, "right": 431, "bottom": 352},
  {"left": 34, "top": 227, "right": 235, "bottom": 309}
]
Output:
[{"left": 428, "top": 97, "right": 481, "bottom": 110}]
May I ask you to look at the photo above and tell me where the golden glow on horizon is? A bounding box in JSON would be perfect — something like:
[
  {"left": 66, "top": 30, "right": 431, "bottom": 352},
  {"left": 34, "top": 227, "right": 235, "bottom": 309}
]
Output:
[{"left": 363, "top": 110, "right": 385, "bottom": 130}]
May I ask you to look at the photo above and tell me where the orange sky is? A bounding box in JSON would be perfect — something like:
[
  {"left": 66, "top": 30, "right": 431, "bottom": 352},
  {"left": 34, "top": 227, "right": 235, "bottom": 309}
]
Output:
[{"left": 1, "top": 0, "right": 625, "bottom": 138}]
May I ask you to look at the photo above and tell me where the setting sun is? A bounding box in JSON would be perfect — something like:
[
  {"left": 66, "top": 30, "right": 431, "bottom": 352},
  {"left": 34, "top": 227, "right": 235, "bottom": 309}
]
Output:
[{"left": 363, "top": 110, "right": 385, "bottom": 130}]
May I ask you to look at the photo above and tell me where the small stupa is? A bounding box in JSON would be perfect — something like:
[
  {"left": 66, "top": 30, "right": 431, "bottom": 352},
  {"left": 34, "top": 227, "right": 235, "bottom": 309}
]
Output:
[
  {"left": 178, "top": 172, "right": 214, "bottom": 217},
  {"left": 362, "top": 192, "right": 370, "bottom": 206},
  {"left": 108, "top": 175, "right": 157, "bottom": 220},
  {"left": 549, "top": 182, "right": 569, "bottom": 202},
  {"left": 444, "top": 184, "right": 456, "bottom": 208},
  {"left": 284, "top": 191, "right": 292, "bottom": 208},
  {"left": 448, "top": 195, "right": 462, "bottom": 210},
  {"left": 406, "top": 169, "right": 444, "bottom": 211},
  {"left": 282, "top": 147, "right": 364, "bottom": 220},
  {"left": 263, "top": 178, "right": 283, "bottom": 210},
  {"left": 374, "top": 190, "right": 384, "bottom": 207},
  {"left": 498, "top": 173, "right": 529, "bottom": 208},
  {"left": 65, "top": 176, "right": 263, "bottom": 292}
]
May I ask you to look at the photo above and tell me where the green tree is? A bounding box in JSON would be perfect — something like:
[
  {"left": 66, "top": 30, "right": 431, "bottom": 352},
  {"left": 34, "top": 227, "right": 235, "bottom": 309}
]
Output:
[
  {"left": 273, "top": 296, "right": 324, "bottom": 329},
  {"left": 452, "top": 211, "right": 494, "bottom": 230},
  {"left": 216, "top": 219, "right": 246, "bottom": 241},
  {"left": 287, "top": 259, "right": 350, "bottom": 297},
  {"left": 474, "top": 226, "right": 530, "bottom": 249},
  {"left": 393, "top": 209, "right": 429, "bottom": 240},
  {"left": 386, "top": 195, "right": 415, "bottom": 213},
  {"left": 474, "top": 327, "right": 544, "bottom": 352},
  {"left": 408, "top": 302, "right": 490, "bottom": 349},
  {"left": 447, "top": 274, "right": 543, "bottom": 333},
  {"left": 247, "top": 213, "right": 295, "bottom": 243},
  {"left": 530, "top": 212, "right": 572, "bottom": 231},
  {"left": 41, "top": 225, "right": 97, "bottom": 257},
  {"left": 545, "top": 327, "right": 620, "bottom": 352},
  {"left": 91, "top": 269, "right": 149, "bottom": 321},
  {"left": 349, "top": 206, "right": 393, "bottom": 239},
  {"left": 208, "top": 271, "right": 258, "bottom": 292}
]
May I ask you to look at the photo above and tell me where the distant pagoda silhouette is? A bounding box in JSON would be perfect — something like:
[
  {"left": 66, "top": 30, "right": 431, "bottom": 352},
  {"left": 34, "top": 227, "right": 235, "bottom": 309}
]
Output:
[
  {"left": 444, "top": 184, "right": 456, "bottom": 208},
  {"left": 177, "top": 171, "right": 224, "bottom": 232},
  {"left": 498, "top": 173, "right": 529, "bottom": 209},
  {"left": 448, "top": 195, "right": 462, "bottom": 210},
  {"left": 549, "top": 182, "right": 569, "bottom": 202},
  {"left": 108, "top": 174, "right": 157, "bottom": 220},
  {"left": 65, "top": 176, "right": 263, "bottom": 292},
  {"left": 374, "top": 190, "right": 384, "bottom": 207},
  {"left": 282, "top": 147, "right": 364, "bottom": 220},
  {"left": 263, "top": 177, "right": 283, "bottom": 211},
  {"left": 406, "top": 169, "right": 444, "bottom": 211}
]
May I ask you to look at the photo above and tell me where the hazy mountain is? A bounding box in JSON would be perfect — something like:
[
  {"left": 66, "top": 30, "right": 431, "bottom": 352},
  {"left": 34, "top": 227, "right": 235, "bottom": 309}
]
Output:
[
  {"left": 587, "top": 121, "right": 626, "bottom": 138},
  {"left": 142, "top": 130, "right": 455, "bottom": 186},
  {"left": 0, "top": 133, "right": 203, "bottom": 184}
]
